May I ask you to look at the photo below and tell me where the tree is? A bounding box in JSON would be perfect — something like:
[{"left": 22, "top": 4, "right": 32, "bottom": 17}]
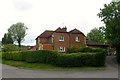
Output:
[
  {"left": 98, "top": 1, "right": 120, "bottom": 62},
  {"left": 87, "top": 27, "right": 106, "bottom": 43},
  {"left": 2, "top": 33, "right": 13, "bottom": 44},
  {"left": 8, "top": 22, "right": 28, "bottom": 47}
]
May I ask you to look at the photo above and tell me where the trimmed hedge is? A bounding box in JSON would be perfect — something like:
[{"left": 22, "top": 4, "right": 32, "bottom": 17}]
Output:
[
  {"left": 55, "top": 50, "right": 107, "bottom": 67},
  {"left": 2, "top": 49, "right": 107, "bottom": 67},
  {"left": 67, "top": 46, "right": 106, "bottom": 53}
]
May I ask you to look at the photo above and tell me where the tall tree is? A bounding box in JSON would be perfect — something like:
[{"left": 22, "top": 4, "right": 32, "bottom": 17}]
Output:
[
  {"left": 2, "top": 33, "right": 13, "bottom": 44},
  {"left": 8, "top": 22, "right": 28, "bottom": 47},
  {"left": 87, "top": 27, "right": 105, "bottom": 43},
  {"left": 98, "top": 1, "right": 120, "bottom": 62}
]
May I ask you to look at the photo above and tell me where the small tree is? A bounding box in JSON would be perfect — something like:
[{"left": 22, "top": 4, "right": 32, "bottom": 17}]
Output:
[
  {"left": 87, "top": 27, "right": 106, "bottom": 43},
  {"left": 8, "top": 22, "right": 28, "bottom": 47},
  {"left": 2, "top": 33, "right": 13, "bottom": 44}
]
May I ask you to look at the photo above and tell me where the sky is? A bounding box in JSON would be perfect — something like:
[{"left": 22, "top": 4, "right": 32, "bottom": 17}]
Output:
[{"left": 0, "top": 0, "right": 112, "bottom": 46}]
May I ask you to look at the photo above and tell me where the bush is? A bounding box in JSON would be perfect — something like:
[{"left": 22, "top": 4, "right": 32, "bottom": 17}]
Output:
[
  {"left": 12, "top": 52, "right": 23, "bottom": 61},
  {"left": 2, "top": 49, "right": 107, "bottom": 67},
  {"left": 3, "top": 52, "right": 13, "bottom": 60},
  {"left": 67, "top": 46, "right": 107, "bottom": 53},
  {"left": 55, "top": 49, "right": 107, "bottom": 67},
  {"left": 24, "top": 50, "right": 58, "bottom": 63},
  {"left": 67, "top": 46, "right": 79, "bottom": 53},
  {"left": 78, "top": 47, "right": 93, "bottom": 52},
  {"left": 2, "top": 44, "right": 20, "bottom": 52}
]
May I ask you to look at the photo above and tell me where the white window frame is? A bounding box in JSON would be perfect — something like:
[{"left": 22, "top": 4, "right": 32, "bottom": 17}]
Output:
[
  {"left": 58, "top": 47, "right": 65, "bottom": 52},
  {"left": 75, "top": 36, "right": 80, "bottom": 42},
  {"left": 59, "top": 36, "right": 64, "bottom": 41}
]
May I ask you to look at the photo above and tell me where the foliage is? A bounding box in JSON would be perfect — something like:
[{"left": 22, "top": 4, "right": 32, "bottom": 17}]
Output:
[
  {"left": 2, "top": 44, "right": 29, "bottom": 52},
  {"left": 2, "top": 49, "right": 107, "bottom": 67},
  {"left": 87, "top": 27, "right": 106, "bottom": 43},
  {"left": 67, "top": 46, "right": 106, "bottom": 53},
  {"left": 67, "top": 46, "right": 79, "bottom": 53},
  {"left": 54, "top": 50, "right": 107, "bottom": 67},
  {"left": 98, "top": 1, "right": 120, "bottom": 62},
  {"left": 25, "top": 50, "right": 58, "bottom": 64},
  {"left": 2, "top": 44, "right": 20, "bottom": 52},
  {"left": 8, "top": 22, "right": 28, "bottom": 47},
  {"left": 2, "top": 33, "right": 13, "bottom": 44}
]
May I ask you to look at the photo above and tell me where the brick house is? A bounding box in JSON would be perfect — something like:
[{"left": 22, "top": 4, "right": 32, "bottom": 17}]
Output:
[{"left": 36, "top": 27, "right": 86, "bottom": 52}]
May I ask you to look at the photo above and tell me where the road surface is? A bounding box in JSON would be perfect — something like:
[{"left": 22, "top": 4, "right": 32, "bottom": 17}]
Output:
[{"left": 1, "top": 56, "right": 119, "bottom": 78}]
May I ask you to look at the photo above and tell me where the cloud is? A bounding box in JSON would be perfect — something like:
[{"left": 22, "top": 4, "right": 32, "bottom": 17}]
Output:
[{"left": 13, "top": 0, "right": 33, "bottom": 11}]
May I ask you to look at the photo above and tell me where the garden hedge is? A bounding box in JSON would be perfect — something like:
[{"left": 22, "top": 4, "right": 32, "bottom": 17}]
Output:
[{"left": 2, "top": 49, "right": 107, "bottom": 67}]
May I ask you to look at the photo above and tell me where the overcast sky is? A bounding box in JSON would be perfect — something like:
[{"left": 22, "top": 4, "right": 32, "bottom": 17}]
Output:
[{"left": 0, "top": 0, "right": 112, "bottom": 46}]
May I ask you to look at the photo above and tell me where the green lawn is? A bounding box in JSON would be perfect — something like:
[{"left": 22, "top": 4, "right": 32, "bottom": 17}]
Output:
[{"left": 2, "top": 60, "right": 106, "bottom": 70}]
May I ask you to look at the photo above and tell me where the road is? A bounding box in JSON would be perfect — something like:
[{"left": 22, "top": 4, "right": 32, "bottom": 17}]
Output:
[{"left": 1, "top": 56, "right": 119, "bottom": 78}]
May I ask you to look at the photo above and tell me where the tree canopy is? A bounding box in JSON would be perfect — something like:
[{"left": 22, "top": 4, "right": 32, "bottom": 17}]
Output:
[
  {"left": 98, "top": 1, "right": 120, "bottom": 62},
  {"left": 8, "top": 22, "right": 28, "bottom": 47},
  {"left": 2, "top": 33, "right": 13, "bottom": 44},
  {"left": 87, "top": 27, "right": 105, "bottom": 43}
]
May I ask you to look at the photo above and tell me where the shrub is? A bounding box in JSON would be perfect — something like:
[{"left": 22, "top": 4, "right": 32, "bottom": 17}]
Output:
[
  {"left": 78, "top": 47, "right": 93, "bottom": 52},
  {"left": 93, "top": 49, "right": 107, "bottom": 66},
  {"left": 25, "top": 50, "right": 39, "bottom": 63},
  {"left": 67, "top": 46, "right": 107, "bottom": 53},
  {"left": 2, "top": 44, "right": 20, "bottom": 52},
  {"left": 55, "top": 50, "right": 107, "bottom": 67},
  {"left": 2, "top": 49, "right": 107, "bottom": 67},
  {"left": 12, "top": 52, "right": 23, "bottom": 61},
  {"left": 3, "top": 52, "right": 13, "bottom": 60},
  {"left": 67, "top": 46, "right": 79, "bottom": 53},
  {"left": 24, "top": 50, "right": 58, "bottom": 63}
]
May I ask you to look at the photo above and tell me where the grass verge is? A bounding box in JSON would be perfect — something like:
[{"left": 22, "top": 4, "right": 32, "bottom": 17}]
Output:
[{"left": 2, "top": 60, "right": 106, "bottom": 70}]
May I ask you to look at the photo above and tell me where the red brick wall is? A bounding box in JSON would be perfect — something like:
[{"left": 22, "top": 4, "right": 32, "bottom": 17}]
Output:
[
  {"left": 40, "top": 38, "right": 48, "bottom": 43},
  {"left": 69, "top": 33, "right": 85, "bottom": 47},
  {"left": 43, "top": 44, "right": 53, "bottom": 50},
  {"left": 53, "top": 32, "right": 70, "bottom": 52},
  {"left": 36, "top": 32, "right": 85, "bottom": 52},
  {"left": 52, "top": 32, "right": 86, "bottom": 52}
]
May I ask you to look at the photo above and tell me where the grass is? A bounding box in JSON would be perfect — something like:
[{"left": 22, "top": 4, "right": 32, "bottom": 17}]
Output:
[{"left": 2, "top": 60, "right": 106, "bottom": 70}]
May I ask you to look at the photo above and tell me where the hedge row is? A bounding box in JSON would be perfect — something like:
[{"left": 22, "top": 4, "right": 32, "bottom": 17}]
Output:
[
  {"left": 67, "top": 46, "right": 105, "bottom": 53},
  {"left": 2, "top": 49, "right": 107, "bottom": 67},
  {"left": 2, "top": 50, "right": 58, "bottom": 64}
]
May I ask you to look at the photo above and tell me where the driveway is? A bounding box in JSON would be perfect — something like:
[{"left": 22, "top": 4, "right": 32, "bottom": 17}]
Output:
[{"left": 2, "top": 56, "right": 118, "bottom": 78}]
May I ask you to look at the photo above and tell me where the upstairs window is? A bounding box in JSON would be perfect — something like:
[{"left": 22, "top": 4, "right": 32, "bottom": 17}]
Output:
[
  {"left": 75, "top": 37, "right": 80, "bottom": 42},
  {"left": 59, "top": 35, "right": 64, "bottom": 41},
  {"left": 58, "top": 47, "right": 65, "bottom": 52}
]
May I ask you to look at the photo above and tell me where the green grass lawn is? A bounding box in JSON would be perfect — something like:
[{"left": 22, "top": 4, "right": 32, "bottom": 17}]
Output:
[{"left": 2, "top": 60, "right": 106, "bottom": 70}]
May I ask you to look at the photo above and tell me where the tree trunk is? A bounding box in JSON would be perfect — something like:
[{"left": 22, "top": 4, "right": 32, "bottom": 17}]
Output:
[{"left": 18, "top": 40, "right": 21, "bottom": 47}]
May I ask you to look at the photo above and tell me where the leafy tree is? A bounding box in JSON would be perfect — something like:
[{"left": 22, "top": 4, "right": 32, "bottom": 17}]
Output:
[
  {"left": 8, "top": 22, "right": 28, "bottom": 47},
  {"left": 98, "top": 1, "right": 120, "bottom": 62},
  {"left": 2, "top": 33, "right": 13, "bottom": 44},
  {"left": 87, "top": 27, "right": 106, "bottom": 43}
]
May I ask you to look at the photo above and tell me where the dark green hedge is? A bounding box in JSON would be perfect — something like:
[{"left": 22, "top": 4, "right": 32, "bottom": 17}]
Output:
[
  {"left": 54, "top": 50, "right": 107, "bottom": 67},
  {"left": 67, "top": 46, "right": 106, "bottom": 53},
  {"left": 2, "top": 49, "right": 107, "bottom": 67}
]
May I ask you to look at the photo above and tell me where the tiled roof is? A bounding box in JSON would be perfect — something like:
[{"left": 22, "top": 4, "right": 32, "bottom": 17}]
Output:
[
  {"left": 69, "top": 28, "right": 83, "bottom": 34},
  {"left": 36, "top": 27, "right": 85, "bottom": 39},
  {"left": 27, "top": 46, "right": 36, "bottom": 50},
  {"left": 86, "top": 39, "right": 109, "bottom": 46},
  {"left": 55, "top": 27, "right": 67, "bottom": 32},
  {"left": 36, "top": 30, "right": 54, "bottom": 39}
]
